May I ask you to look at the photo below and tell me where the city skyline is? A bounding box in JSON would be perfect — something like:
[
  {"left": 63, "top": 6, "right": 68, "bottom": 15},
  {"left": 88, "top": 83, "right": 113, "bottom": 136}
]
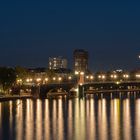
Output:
[
  {"left": 1, "top": 1, "right": 140, "bottom": 140},
  {"left": 0, "top": 1, "right": 140, "bottom": 71},
  {"left": 0, "top": 47, "right": 139, "bottom": 71}
]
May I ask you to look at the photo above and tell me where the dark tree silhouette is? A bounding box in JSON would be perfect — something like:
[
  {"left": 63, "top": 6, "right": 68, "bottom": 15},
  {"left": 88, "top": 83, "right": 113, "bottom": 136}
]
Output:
[{"left": 0, "top": 67, "right": 16, "bottom": 94}]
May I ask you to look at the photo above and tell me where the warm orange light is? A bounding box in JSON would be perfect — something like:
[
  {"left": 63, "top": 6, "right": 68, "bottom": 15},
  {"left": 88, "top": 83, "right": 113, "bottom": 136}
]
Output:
[
  {"left": 123, "top": 74, "right": 129, "bottom": 78},
  {"left": 53, "top": 77, "right": 56, "bottom": 81},
  {"left": 45, "top": 78, "right": 49, "bottom": 82},
  {"left": 58, "top": 77, "right": 62, "bottom": 81},
  {"left": 90, "top": 76, "right": 94, "bottom": 80},
  {"left": 36, "top": 78, "right": 41, "bottom": 82},
  {"left": 68, "top": 76, "right": 72, "bottom": 80},
  {"left": 80, "top": 72, "right": 84, "bottom": 75}
]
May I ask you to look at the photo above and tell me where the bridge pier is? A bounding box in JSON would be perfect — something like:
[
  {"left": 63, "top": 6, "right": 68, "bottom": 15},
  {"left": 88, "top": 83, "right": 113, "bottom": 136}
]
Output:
[
  {"left": 119, "top": 92, "right": 121, "bottom": 99},
  {"left": 134, "top": 92, "right": 136, "bottom": 98},
  {"left": 110, "top": 93, "right": 112, "bottom": 99},
  {"left": 78, "top": 85, "right": 85, "bottom": 98}
]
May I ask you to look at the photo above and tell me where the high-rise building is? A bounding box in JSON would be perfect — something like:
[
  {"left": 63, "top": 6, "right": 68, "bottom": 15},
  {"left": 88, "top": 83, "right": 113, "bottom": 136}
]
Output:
[
  {"left": 73, "top": 49, "right": 88, "bottom": 73},
  {"left": 49, "top": 56, "right": 67, "bottom": 70}
]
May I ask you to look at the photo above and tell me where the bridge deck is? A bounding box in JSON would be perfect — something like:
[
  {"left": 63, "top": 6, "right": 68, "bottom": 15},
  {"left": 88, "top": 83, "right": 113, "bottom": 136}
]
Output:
[{"left": 85, "top": 89, "right": 140, "bottom": 94}]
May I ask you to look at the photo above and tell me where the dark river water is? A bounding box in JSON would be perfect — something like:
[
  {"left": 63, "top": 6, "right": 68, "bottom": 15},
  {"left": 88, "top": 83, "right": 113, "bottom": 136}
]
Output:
[{"left": 0, "top": 96, "right": 140, "bottom": 140}]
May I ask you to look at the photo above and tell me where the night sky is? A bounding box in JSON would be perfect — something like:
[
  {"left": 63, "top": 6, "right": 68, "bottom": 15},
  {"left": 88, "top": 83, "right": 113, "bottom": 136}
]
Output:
[{"left": 0, "top": 0, "right": 140, "bottom": 71}]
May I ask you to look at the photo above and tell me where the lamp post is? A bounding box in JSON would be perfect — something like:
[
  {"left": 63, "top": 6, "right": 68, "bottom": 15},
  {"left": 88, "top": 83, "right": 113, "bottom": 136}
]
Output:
[
  {"left": 58, "top": 77, "right": 62, "bottom": 84},
  {"left": 90, "top": 75, "right": 94, "bottom": 83},
  {"left": 79, "top": 72, "right": 85, "bottom": 85},
  {"left": 98, "top": 74, "right": 106, "bottom": 82},
  {"left": 45, "top": 78, "right": 49, "bottom": 84},
  {"left": 110, "top": 74, "right": 118, "bottom": 81},
  {"left": 36, "top": 78, "right": 41, "bottom": 96},
  {"left": 75, "top": 71, "right": 85, "bottom": 85}
]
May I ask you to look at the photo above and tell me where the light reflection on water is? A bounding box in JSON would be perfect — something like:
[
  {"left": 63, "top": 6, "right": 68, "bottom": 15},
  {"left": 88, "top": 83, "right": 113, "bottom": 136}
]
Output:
[
  {"left": 135, "top": 99, "right": 140, "bottom": 140},
  {"left": 16, "top": 100, "right": 23, "bottom": 140},
  {"left": 98, "top": 99, "right": 108, "bottom": 140},
  {"left": 123, "top": 99, "right": 131, "bottom": 140},
  {"left": 110, "top": 99, "right": 121, "bottom": 140},
  {"left": 0, "top": 96, "right": 140, "bottom": 140}
]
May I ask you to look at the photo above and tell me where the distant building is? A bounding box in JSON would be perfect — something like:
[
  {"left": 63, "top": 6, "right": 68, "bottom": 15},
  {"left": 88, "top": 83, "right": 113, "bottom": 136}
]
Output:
[
  {"left": 73, "top": 49, "right": 88, "bottom": 73},
  {"left": 49, "top": 56, "right": 67, "bottom": 70}
]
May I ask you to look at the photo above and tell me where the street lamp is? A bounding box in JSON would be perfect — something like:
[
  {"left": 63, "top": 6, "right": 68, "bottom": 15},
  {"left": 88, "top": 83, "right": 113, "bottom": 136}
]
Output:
[
  {"left": 36, "top": 78, "right": 42, "bottom": 96},
  {"left": 110, "top": 74, "right": 118, "bottom": 80},
  {"left": 80, "top": 72, "right": 84, "bottom": 75},
  {"left": 98, "top": 75, "right": 101, "bottom": 79},
  {"left": 26, "top": 78, "right": 32, "bottom": 83},
  {"left": 90, "top": 75, "right": 94, "bottom": 80},
  {"left": 58, "top": 77, "right": 62, "bottom": 81},
  {"left": 102, "top": 75, "right": 106, "bottom": 80},
  {"left": 26, "top": 79, "right": 29, "bottom": 82},
  {"left": 36, "top": 78, "right": 41, "bottom": 82},
  {"left": 44, "top": 78, "right": 49, "bottom": 84},
  {"left": 68, "top": 76, "right": 72, "bottom": 80},
  {"left": 79, "top": 72, "right": 85, "bottom": 85},
  {"left": 123, "top": 74, "right": 129, "bottom": 79},
  {"left": 98, "top": 74, "right": 106, "bottom": 81},
  {"left": 136, "top": 74, "right": 140, "bottom": 78},
  {"left": 17, "top": 79, "right": 23, "bottom": 84},
  {"left": 86, "top": 76, "right": 89, "bottom": 79},
  {"left": 45, "top": 78, "right": 49, "bottom": 82},
  {"left": 53, "top": 77, "right": 56, "bottom": 81},
  {"left": 90, "top": 75, "right": 94, "bottom": 83},
  {"left": 75, "top": 71, "right": 79, "bottom": 75}
]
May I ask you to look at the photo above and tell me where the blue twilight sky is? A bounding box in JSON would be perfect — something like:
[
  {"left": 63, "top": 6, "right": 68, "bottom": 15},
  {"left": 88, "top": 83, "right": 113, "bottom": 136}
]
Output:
[{"left": 0, "top": 0, "right": 140, "bottom": 71}]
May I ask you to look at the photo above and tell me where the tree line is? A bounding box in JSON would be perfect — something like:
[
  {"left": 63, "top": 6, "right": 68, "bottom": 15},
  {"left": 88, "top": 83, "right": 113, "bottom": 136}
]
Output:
[{"left": 0, "top": 66, "right": 57, "bottom": 95}]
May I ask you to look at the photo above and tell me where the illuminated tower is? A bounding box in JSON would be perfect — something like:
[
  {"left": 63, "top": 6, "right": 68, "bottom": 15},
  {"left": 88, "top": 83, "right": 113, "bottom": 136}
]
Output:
[{"left": 73, "top": 49, "right": 88, "bottom": 73}]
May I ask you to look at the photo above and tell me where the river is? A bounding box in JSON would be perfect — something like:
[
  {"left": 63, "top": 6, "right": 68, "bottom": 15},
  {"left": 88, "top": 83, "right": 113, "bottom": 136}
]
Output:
[{"left": 0, "top": 95, "right": 140, "bottom": 140}]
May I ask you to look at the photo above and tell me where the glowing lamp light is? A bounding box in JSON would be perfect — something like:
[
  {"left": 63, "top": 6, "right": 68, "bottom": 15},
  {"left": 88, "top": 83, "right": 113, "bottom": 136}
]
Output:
[
  {"left": 26, "top": 78, "right": 32, "bottom": 82},
  {"left": 111, "top": 74, "right": 117, "bottom": 79},
  {"left": 17, "top": 79, "right": 22, "bottom": 83},
  {"left": 116, "top": 81, "right": 120, "bottom": 85},
  {"left": 53, "top": 77, "right": 56, "bottom": 80},
  {"left": 80, "top": 72, "right": 84, "bottom": 75},
  {"left": 26, "top": 79, "right": 30, "bottom": 82},
  {"left": 123, "top": 74, "right": 129, "bottom": 78},
  {"left": 79, "top": 83, "right": 83, "bottom": 86},
  {"left": 45, "top": 78, "right": 49, "bottom": 82},
  {"left": 75, "top": 71, "right": 79, "bottom": 75},
  {"left": 102, "top": 75, "right": 106, "bottom": 79},
  {"left": 136, "top": 74, "right": 140, "bottom": 78},
  {"left": 36, "top": 78, "right": 41, "bottom": 82},
  {"left": 111, "top": 75, "right": 114, "bottom": 78},
  {"left": 58, "top": 77, "right": 62, "bottom": 81},
  {"left": 98, "top": 75, "right": 106, "bottom": 79},
  {"left": 90, "top": 76, "right": 94, "bottom": 80},
  {"left": 68, "top": 76, "right": 72, "bottom": 80},
  {"left": 86, "top": 76, "right": 89, "bottom": 79}
]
